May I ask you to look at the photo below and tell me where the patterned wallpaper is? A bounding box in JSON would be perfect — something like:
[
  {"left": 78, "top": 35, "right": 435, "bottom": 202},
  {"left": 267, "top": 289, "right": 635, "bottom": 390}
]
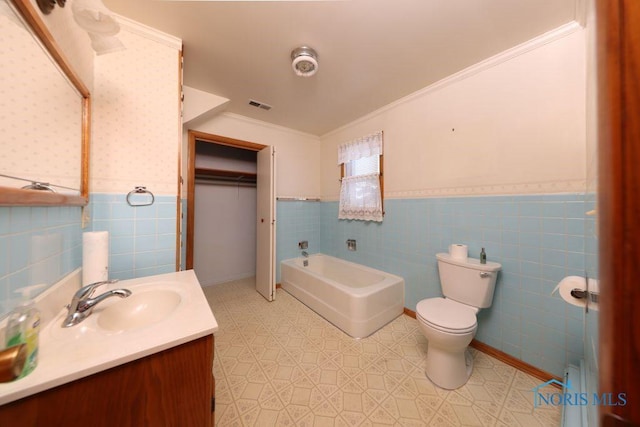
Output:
[
  {"left": 91, "top": 27, "right": 181, "bottom": 195},
  {"left": 0, "top": 9, "right": 82, "bottom": 190}
]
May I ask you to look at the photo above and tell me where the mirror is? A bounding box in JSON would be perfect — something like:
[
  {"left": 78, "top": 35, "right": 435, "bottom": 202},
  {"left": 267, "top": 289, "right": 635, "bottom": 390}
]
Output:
[{"left": 0, "top": 0, "right": 89, "bottom": 206}]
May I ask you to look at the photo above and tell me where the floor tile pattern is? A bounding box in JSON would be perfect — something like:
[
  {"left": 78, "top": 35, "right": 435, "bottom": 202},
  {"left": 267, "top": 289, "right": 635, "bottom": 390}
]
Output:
[{"left": 203, "top": 278, "right": 561, "bottom": 426}]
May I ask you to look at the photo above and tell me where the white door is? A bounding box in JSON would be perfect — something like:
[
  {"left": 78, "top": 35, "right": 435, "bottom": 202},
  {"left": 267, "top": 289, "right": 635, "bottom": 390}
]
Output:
[{"left": 256, "top": 145, "right": 275, "bottom": 301}]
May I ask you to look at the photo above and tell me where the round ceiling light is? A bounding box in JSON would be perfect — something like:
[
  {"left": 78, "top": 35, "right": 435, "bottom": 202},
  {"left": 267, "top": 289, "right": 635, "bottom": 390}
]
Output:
[{"left": 291, "top": 46, "right": 318, "bottom": 77}]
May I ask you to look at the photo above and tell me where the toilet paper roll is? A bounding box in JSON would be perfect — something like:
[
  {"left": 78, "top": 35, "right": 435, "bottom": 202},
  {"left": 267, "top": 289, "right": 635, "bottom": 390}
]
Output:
[
  {"left": 449, "top": 244, "right": 468, "bottom": 261},
  {"left": 551, "top": 276, "right": 594, "bottom": 309},
  {"left": 82, "top": 231, "right": 109, "bottom": 285}
]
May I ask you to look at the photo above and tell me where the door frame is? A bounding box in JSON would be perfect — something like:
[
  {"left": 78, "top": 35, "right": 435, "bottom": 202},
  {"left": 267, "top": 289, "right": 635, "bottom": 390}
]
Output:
[
  {"left": 597, "top": 0, "right": 640, "bottom": 424},
  {"left": 185, "top": 130, "right": 266, "bottom": 269}
]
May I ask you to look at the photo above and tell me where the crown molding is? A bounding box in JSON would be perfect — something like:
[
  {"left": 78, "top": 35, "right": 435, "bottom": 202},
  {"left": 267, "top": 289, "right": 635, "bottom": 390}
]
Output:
[
  {"left": 322, "top": 21, "right": 583, "bottom": 139},
  {"left": 114, "top": 14, "right": 182, "bottom": 50}
]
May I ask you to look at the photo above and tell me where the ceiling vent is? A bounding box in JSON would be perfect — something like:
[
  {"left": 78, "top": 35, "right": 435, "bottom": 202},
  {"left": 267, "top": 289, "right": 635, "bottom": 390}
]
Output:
[{"left": 248, "top": 99, "right": 272, "bottom": 111}]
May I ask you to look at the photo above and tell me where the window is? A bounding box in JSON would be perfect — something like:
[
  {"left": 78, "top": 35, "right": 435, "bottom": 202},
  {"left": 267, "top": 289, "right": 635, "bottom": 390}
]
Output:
[
  {"left": 345, "top": 155, "right": 379, "bottom": 176},
  {"left": 338, "top": 131, "right": 384, "bottom": 222}
]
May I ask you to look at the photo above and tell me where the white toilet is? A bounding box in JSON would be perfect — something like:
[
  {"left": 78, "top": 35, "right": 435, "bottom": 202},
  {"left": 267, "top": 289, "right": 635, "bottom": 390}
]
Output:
[{"left": 416, "top": 253, "right": 501, "bottom": 389}]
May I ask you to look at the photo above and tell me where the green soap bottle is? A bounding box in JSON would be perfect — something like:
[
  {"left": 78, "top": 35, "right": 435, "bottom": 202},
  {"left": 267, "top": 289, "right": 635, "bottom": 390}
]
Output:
[{"left": 5, "top": 285, "right": 43, "bottom": 379}]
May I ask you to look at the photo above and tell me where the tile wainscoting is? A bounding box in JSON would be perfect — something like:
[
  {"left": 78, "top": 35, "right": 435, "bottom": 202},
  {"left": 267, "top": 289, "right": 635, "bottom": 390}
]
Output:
[
  {"left": 276, "top": 194, "right": 597, "bottom": 378},
  {"left": 0, "top": 206, "right": 82, "bottom": 316},
  {"left": 88, "top": 193, "right": 177, "bottom": 280}
]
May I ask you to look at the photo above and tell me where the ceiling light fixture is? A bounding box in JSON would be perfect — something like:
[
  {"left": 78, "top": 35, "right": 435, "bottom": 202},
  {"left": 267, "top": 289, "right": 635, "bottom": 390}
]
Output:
[
  {"left": 72, "top": 0, "right": 119, "bottom": 35},
  {"left": 291, "top": 46, "right": 318, "bottom": 77},
  {"left": 71, "top": 0, "right": 125, "bottom": 55},
  {"left": 36, "top": 0, "right": 65, "bottom": 15}
]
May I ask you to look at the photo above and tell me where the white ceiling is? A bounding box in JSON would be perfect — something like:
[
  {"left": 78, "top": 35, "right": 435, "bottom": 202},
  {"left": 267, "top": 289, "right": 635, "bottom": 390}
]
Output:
[{"left": 103, "top": 0, "right": 578, "bottom": 136}]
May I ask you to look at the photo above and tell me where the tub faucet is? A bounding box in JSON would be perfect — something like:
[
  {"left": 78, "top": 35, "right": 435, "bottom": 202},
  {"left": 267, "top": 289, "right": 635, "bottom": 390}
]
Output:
[
  {"left": 62, "top": 279, "right": 132, "bottom": 327},
  {"left": 302, "top": 251, "right": 309, "bottom": 258}
]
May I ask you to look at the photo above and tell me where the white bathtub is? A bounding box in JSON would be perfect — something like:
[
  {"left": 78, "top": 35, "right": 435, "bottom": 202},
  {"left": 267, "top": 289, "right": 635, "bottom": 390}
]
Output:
[{"left": 280, "top": 254, "right": 405, "bottom": 338}]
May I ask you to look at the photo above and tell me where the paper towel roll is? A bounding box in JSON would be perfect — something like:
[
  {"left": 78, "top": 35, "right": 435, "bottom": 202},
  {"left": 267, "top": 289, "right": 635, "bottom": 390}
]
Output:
[
  {"left": 552, "top": 276, "right": 595, "bottom": 309},
  {"left": 449, "top": 244, "right": 468, "bottom": 261},
  {"left": 83, "top": 231, "right": 109, "bottom": 285}
]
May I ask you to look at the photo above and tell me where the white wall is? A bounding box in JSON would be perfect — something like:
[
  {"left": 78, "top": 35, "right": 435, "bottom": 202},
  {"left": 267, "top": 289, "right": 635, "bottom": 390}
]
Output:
[
  {"left": 183, "top": 85, "right": 229, "bottom": 123},
  {"left": 185, "top": 112, "right": 322, "bottom": 199},
  {"left": 585, "top": 4, "right": 598, "bottom": 191},
  {"left": 22, "top": 6, "right": 181, "bottom": 197},
  {"left": 193, "top": 145, "right": 257, "bottom": 285},
  {"left": 91, "top": 22, "right": 182, "bottom": 195},
  {"left": 194, "top": 183, "right": 256, "bottom": 286},
  {"left": 320, "top": 25, "right": 587, "bottom": 200}
]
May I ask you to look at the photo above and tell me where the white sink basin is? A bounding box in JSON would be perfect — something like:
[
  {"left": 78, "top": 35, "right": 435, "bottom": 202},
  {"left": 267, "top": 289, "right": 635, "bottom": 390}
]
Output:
[{"left": 97, "top": 288, "right": 182, "bottom": 333}]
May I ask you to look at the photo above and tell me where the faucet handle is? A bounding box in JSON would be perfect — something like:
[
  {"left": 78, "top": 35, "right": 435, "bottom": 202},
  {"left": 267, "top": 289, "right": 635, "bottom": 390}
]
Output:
[{"left": 75, "top": 279, "right": 119, "bottom": 300}]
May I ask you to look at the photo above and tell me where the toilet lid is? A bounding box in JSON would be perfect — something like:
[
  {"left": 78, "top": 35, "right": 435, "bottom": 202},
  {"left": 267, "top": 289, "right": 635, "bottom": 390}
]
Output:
[{"left": 416, "top": 298, "right": 477, "bottom": 332}]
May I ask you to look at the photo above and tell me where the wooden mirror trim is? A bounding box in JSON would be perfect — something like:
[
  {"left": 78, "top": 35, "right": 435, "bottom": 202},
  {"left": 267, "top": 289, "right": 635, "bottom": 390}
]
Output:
[{"left": 0, "top": 0, "right": 90, "bottom": 206}]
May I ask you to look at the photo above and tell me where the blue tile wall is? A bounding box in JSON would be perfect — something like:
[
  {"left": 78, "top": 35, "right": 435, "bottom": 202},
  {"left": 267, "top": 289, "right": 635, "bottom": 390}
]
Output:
[
  {"left": 275, "top": 201, "right": 322, "bottom": 281},
  {"left": 0, "top": 206, "right": 82, "bottom": 317},
  {"left": 89, "top": 193, "right": 177, "bottom": 280},
  {"left": 276, "top": 193, "right": 593, "bottom": 378}
]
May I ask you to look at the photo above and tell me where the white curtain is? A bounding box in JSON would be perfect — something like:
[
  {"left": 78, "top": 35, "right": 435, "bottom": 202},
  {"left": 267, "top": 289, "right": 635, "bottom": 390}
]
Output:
[
  {"left": 337, "top": 131, "right": 383, "bottom": 164},
  {"left": 338, "top": 131, "right": 383, "bottom": 222}
]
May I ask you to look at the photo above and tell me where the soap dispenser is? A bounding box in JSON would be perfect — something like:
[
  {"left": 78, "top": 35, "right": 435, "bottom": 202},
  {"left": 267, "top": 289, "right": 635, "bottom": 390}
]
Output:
[{"left": 4, "top": 285, "right": 44, "bottom": 379}]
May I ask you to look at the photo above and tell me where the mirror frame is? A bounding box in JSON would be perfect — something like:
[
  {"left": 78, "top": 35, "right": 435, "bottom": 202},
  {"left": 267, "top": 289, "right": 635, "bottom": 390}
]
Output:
[{"left": 0, "top": 0, "right": 90, "bottom": 206}]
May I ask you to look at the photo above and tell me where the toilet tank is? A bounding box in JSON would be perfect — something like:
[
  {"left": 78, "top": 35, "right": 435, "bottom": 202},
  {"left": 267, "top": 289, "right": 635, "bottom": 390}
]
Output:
[{"left": 436, "top": 253, "right": 501, "bottom": 308}]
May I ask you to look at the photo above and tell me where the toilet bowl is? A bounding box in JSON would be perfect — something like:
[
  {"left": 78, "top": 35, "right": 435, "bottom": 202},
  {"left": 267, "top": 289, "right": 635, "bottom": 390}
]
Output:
[
  {"left": 416, "top": 298, "right": 478, "bottom": 389},
  {"left": 417, "top": 253, "right": 501, "bottom": 389}
]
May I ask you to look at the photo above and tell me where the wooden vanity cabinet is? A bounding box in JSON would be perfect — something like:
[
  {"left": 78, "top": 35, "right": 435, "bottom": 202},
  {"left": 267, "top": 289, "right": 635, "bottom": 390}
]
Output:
[{"left": 0, "top": 334, "right": 214, "bottom": 427}]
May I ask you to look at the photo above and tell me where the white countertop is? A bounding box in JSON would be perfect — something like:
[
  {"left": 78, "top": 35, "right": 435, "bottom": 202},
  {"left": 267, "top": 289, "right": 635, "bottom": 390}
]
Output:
[{"left": 0, "top": 270, "right": 218, "bottom": 405}]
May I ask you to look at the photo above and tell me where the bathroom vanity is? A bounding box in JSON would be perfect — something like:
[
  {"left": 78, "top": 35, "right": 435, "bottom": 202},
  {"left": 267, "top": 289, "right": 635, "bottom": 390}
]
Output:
[
  {"left": 0, "top": 335, "right": 214, "bottom": 425},
  {"left": 0, "top": 270, "right": 218, "bottom": 426}
]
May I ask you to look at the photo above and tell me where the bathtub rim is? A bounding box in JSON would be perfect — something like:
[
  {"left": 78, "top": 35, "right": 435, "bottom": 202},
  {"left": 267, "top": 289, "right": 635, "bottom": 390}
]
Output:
[
  {"left": 280, "top": 253, "right": 404, "bottom": 298},
  {"left": 280, "top": 253, "right": 405, "bottom": 338}
]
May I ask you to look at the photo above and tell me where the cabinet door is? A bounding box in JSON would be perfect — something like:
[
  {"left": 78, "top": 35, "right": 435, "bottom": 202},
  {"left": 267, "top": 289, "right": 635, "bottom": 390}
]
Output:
[
  {"left": 0, "top": 335, "right": 214, "bottom": 427},
  {"left": 212, "top": 373, "right": 216, "bottom": 426}
]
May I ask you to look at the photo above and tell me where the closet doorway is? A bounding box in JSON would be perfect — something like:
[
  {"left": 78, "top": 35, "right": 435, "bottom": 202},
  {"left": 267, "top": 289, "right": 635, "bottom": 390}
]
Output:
[{"left": 186, "top": 130, "right": 276, "bottom": 301}]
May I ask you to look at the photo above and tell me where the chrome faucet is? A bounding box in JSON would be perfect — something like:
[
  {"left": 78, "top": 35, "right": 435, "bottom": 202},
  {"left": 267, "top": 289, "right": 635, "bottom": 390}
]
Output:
[
  {"left": 62, "top": 279, "right": 132, "bottom": 327},
  {"left": 302, "top": 251, "right": 309, "bottom": 258}
]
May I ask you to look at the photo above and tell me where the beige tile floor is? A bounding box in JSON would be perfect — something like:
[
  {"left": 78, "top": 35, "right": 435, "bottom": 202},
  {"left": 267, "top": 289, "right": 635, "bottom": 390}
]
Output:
[{"left": 203, "top": 278, "right": 561, "bottom": 426}]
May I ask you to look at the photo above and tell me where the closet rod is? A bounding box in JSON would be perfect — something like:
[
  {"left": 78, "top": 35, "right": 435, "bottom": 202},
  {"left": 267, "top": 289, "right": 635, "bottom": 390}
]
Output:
[
  {"left": 195, "top": 167, "right": 257, "bottom": 183},
  {"left": 195, "top": 179, "right": 256, "bottom": 187}
]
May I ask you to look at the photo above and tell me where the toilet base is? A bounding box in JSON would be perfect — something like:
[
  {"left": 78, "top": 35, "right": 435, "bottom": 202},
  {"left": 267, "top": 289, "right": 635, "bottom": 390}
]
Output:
[{"left": 425, "top": 347, "right": 474, "bottom": 390}]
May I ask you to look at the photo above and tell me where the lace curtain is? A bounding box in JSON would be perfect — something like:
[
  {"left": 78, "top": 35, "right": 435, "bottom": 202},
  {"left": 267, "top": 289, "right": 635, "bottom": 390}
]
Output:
[
  {"left": 338, "top": 131, "right": 383, "bottom": 164},
  {"left": 338, "top": 131, "right": 383, "bottom": 222}
]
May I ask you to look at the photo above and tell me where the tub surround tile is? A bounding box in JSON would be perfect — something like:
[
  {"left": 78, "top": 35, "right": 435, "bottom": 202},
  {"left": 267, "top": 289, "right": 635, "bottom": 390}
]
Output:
[{"left": 277, "top": 193, "right": 593, "bottom": 378}]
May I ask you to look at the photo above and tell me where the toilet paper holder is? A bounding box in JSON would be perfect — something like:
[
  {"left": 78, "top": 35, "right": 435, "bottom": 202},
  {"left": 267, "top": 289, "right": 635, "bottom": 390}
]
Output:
[{"left": 570, "top": 288, "right": 599, "bottom": 303}]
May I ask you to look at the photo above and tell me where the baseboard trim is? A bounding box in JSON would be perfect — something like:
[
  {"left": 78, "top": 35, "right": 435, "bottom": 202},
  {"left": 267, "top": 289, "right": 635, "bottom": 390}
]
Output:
[
  {"left": 402, "top": 307, "right": 561, "bottom": 388},
  {"left": 469, "top": 340, "right": 562, "bottom": 387},
  {"left": 404, "top": 307, "right": 416, "bottom": 318}
]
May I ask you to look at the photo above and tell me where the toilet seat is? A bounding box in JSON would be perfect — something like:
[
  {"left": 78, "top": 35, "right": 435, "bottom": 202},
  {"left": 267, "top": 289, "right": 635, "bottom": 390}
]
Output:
[{"left": 416, "top": 298, "right": 477, "bottom": 334}]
